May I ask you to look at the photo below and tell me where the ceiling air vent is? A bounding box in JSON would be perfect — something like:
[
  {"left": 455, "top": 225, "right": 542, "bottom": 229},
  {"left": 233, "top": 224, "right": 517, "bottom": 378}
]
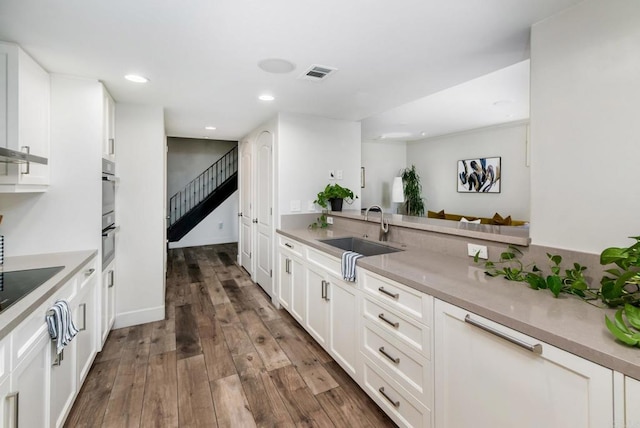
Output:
[{"left": 299, "top": 64, "right": 337, "bottom": 81}]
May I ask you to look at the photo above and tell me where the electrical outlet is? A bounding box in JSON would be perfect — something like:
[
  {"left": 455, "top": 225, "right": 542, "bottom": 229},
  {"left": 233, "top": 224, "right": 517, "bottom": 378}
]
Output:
[
  {"left": 307, "top": 200, "right": 316, "bottom": 211},
  {"left": 336, "top": 170, "right": 343, "bottom": 179},
  {"left": 290, "top": 200, "right": 301, "bottom": 212},
  {"left": 467, "top": 243, "right": 488, "bottom": 259},
  {"left": 218, "top": 222, "right": 224, "bottom": 230},
  {"left": 326, "top": 216, "right": 333, "bottom": 225}
]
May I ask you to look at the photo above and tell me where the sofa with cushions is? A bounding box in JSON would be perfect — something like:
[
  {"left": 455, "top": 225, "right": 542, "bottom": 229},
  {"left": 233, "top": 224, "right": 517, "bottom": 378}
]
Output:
[{"left": 427, "top": 209, "right": 528, "bottom": 227}]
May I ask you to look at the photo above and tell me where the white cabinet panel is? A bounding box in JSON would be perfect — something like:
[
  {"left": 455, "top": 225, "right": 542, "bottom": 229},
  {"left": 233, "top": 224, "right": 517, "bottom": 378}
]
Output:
[
  {"left": 101, "top": 263, "right": 116, "bottom": 346},
  {"left": 290, "top": 257, "right": 306, "bottom": 324},
  {"left": 0, "top": 42, "right": 50, "bottom": 192},
  {"left": 305, "top": 263, "right": 329, "bottom": 347},
  {"left": 102, "top": 85, "right": 115, "bottom": 161},
  {"left": 626, "top": 376, "right": 640, "bottom": 428},
  {"left": 49, "top": 338, "right": 76, "bottom": 428},
  {"left": 10, "top": 327, "right": 49, "bottom": 428},
  {"left": 434, "top": 299, "right": 613, "bottom": 428},
  {"left": 278, "top": 251, "right": 292, "bottom": 310},
  {"left": 328, "top": 276, "right": 358, "bottom": 376},
  {"left": 75, "top": 274, "right": 98, "bottom": 386}
]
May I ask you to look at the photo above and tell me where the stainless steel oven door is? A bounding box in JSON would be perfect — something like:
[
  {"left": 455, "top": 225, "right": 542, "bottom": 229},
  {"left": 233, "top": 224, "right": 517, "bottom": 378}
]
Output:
[
  {"left": 102, "top": 226, "right": 116, "bottom": 268},
  {"left": 102, "top": 175, "right": 115, "bottom": 216}
]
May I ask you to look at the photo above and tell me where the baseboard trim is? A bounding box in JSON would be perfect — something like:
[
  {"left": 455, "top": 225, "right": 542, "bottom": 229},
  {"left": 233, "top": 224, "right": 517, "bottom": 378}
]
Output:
[{"left": 114, "top": 305, "right": 165, "bottom": 329}]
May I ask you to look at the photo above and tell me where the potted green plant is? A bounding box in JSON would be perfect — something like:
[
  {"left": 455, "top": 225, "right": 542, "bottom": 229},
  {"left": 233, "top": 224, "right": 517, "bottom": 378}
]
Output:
[
  {"left": 314, "top": 183, "right": 357, "bottom": 212},
  {"left": 401, "top": 165, "right": 425, "bottom": 216}
]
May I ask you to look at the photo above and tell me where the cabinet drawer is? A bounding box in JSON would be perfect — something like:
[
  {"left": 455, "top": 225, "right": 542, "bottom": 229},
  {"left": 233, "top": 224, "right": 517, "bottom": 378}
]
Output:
[
  {"left": 363, "top": 296, "right": 431, "bottom": 358},
  {"left": 363, "top": 320, "right": 432, "bottom": 404},
  {"left": 278, "top": 236, "right": 304, "bottom": 258},
  {"left": 362, "top": 270, "right": 432, "bottom": 325},
  {"left": 76, "top": 257, "right": 98, "bottom": 291},
  {"left": 307, "top": 247, "right": 341, "bottom": 278},
  {"left": 362, "top": 356, "right": 431, "bottom": 428},
  {"left": 0, "top": 336, "right": 9, "bottom": 383}
]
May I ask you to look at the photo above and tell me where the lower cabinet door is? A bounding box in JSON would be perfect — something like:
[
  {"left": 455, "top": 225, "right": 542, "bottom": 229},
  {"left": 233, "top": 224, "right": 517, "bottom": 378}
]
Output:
[
  {"left": 49, "top": 338, "right": 77, "bottom": 428},
  {"left": 626, "top": 376, "right": 640, "bottom": 427},
  {"left": 277, "top": 252, "right": 292, "bottom": 310},
  {"left": 290, "top": 257, "right": 306, "bottom": 324},
  {"left": 434, "top": 299, "right": 614, "bottom": 428},
  {"left": 328, "top": 276, "right": 358, "bottom": 377},
  {"left": 75, "top": 277, "right": 98, "bottom": 386},
  {"left": 305, "top": 264, "right": 329, "bottom": 347},
  {"left": 10, "top": 327, "right": 50, "bottom": 428},
  {"left": 0, "top": 375, "right": 11, "bottom": 428},
  {"left": 101, "top": 264, "right": 115, "bottom": 345}
]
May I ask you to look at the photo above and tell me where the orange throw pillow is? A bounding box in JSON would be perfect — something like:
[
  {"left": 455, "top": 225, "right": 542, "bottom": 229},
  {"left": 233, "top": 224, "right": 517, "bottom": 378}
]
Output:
[
  {"left": 492, "top": 213, "right": 512, "bottom": 226},
  {"left": 428, "top": 210, "right": 446, "bottom": 219}
]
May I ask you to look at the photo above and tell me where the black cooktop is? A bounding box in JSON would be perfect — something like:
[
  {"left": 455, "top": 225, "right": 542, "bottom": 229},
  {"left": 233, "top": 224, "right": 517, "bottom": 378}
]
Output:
[{"left": 0, "top": 266, "right": 65, "bottom": 313}]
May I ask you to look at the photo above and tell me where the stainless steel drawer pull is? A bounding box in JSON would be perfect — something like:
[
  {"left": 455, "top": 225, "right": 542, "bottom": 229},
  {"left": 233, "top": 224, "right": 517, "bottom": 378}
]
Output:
[
  {"left": 378, "top": 287, "right": 399, "bottom": 299},
  {"left": 378, "top": 387, "right": 400, "bottom": 408},
  {"left": 378, "top": 313, "right": 399, "bottom": 328},
  {"left": 378, "top": 346, "right": 400, "bottom": 364},
  {"left": 285, "top": 258, "right": 291, "bottom": 274},
  {"left": 7, "top": 392, "right": 19, "bottom": 428},
  {"left": 464, "top": 314, "right": 543, "bottom": 355},
  {"left": 52, "top": 348, "right": 64, "bottom": 366},
  {"left": 321, "top": 280, "right": 326, "bottom": 299},
  {"left": 79, "top": 303, "right": 87, "bottom": 331},
  {"left": 284, "top": 243, "right": 293, "bottom": 248}
]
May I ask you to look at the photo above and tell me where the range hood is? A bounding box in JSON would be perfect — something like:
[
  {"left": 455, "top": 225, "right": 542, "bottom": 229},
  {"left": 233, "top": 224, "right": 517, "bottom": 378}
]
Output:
[{"left": 0, "top": 146, "right": 48, "bottom": 165}]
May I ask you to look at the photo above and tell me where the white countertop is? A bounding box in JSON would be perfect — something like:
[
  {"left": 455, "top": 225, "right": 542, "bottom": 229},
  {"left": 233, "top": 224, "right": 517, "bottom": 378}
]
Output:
[
  {"left": 278, "top": 227, "right": 640, "bottom": 380},
  {"left": 0, "top": 250, "right": 98, "bottom": 340}
]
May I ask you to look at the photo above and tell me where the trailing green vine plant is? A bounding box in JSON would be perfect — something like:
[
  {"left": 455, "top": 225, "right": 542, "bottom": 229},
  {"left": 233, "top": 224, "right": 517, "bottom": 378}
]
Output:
[
  {"left": 605, "top": 304, "right": 640, "bottom": 347},
  {"left": 599, "top": 236, "right": 640, "bottom": 307},
  {"left": 308, "top": 213, "right": 328, "bottom": 230}
]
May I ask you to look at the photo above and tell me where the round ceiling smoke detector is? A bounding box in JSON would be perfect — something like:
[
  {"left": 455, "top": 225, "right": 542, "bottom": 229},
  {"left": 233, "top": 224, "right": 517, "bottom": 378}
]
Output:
[{"left": 258, "top": 58, "right": 296, "bottom": 74}]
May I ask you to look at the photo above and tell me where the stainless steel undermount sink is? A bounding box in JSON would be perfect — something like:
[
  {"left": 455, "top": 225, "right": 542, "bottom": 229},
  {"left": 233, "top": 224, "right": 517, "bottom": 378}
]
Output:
[{"left": 320, "top": 237, "right": 403, "bottom": 257}]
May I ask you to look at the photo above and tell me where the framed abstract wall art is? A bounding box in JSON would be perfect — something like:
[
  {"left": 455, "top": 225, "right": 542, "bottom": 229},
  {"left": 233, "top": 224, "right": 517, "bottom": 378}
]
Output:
[{"left": 457, "top": 157, "right": 501, "bottom": 193}]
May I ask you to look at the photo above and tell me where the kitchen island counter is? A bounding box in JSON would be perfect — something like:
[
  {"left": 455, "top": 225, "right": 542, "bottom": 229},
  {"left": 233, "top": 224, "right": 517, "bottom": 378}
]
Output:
[{"left": 278, "top": 227, "right": 640, "bottom": 380}]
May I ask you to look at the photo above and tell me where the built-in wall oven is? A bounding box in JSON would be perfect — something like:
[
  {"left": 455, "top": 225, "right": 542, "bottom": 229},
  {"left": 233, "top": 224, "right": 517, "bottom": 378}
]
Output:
[{"left": 102, "top": 159, "right": 117, "bottom": 269}]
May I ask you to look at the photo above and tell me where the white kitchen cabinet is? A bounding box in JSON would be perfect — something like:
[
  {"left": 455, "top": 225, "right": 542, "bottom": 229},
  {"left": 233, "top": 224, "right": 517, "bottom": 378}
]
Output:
[
  {"left": 49, "top": 335, "right": 76, "bottom": 428},
  {"left": 626, "top": 376, "right": 640, "bottom": 427},
  {"left": 101, "top": 262, "right": 116, "bottom": 346},
  {"left": 0, "top": 41, "right": 50, "bottom": 192},
  {"left": 434, "top": 299, "right": 614, "bottom": 428},
  {"left": 75, "top": 266, "right": 98, "bottom": 386},
  {"left": 102, "top": 85, "right": 115, "bottom": 161},
  {"left": 305, "top": 263, "right": 330, "bottom": 348},
  {"left": 278, "top": 250, "right": 293, "bottom": 310},
  {"left": 10, "top": 326, "right": 50, "bottom": 428},
  {"left": 327, "top": 274, "right": 358, "bottom": 377},
  {"left": 290, "top": 257, "right": 306, "bottom": 324},
  {"left": 278, "top": 237, "right": 306, "bottom": 323},
  {"left": 0, "top": 375, "right": 11, "bottom": 428}
]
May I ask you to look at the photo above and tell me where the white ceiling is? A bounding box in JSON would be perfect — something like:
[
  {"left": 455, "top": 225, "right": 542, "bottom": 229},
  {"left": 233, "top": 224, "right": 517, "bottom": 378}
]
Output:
[{"left": 0, "top": 0, "right": 582, "bottom": 141}]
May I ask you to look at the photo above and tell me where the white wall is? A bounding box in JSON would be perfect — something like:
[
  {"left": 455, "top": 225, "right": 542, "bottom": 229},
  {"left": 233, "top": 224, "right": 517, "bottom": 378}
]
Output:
[
  {"left": 278, "top": 113, "right": 361, "bottom": 221},
  {"left": 530, "top": 0, "right": 640, "bottom": 252},
  {"left": 166, "top": 137, "right": 237, "bottom": 196},
  {"left": 361, "top": 140, "right": 407, "bottom": 211},
  {"left": 167, "top": 137, "right": 238, "bottom": 248},
  {"left": 114, "top": 103, "right": 166, "bottom": 328},
  {"left": 0, "top": 75, "right": 101, "bottom": 257},
  {"left": 406, "top": 122, "right": 530, "bottom": 220},
  {"left": 169, "top": 191, "right": 238, "bottom": 248}
]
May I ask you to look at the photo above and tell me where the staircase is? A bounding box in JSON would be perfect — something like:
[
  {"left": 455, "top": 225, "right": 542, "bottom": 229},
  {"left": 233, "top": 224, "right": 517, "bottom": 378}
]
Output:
[{"left": 167, "top": 146, "right": 238, "bottom": 242}]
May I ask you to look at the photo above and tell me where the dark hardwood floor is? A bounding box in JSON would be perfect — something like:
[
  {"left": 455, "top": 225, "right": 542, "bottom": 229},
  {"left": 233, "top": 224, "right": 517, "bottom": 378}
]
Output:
[{"left": 65, "top": 243, "right": 395, "bottom": 427}]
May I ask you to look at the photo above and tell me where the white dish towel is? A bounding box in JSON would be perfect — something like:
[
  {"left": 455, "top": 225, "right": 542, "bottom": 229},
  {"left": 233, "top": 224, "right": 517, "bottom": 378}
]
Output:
[
  {"left": 46, "top": 300, "right": 79, "bottom": 355},
  {"left": 342, "top": 251, "right": 364, "bottom": 282}
]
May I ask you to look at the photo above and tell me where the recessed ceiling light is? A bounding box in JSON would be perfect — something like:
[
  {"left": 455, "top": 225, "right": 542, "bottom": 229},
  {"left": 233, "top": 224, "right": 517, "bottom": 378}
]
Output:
[
  {"left": 258, "top": 58, "right": 296, "bottom": 74},
  {"left": 205, "top": 126, "right": 216, "bottom": 130},
  {"left": 259, "top": 94, "right": 275, "bottom": 101},
  {"left": 124, "top": 74, "right": 149, "bottom": 83},
  {"left": 420, "top": 131, "right": 427, "bottom": 137}
]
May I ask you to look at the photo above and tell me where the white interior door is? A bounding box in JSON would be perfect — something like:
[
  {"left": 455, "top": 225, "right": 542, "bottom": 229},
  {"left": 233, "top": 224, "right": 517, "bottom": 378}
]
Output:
[
  {"left": 239, "top": 140, "right": 253, "bottom": 273},
  {"left": 255, "top": 131, "right": 273, "bottom": 295}
]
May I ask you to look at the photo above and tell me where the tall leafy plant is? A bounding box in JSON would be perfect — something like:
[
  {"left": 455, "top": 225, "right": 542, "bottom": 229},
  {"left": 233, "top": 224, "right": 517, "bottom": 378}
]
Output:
[{"left": 401, "top": 165, "right": 425, "bottom": 216}]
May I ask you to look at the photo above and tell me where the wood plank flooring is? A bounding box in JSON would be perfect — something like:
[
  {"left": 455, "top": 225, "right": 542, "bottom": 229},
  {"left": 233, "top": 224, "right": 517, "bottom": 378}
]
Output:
[{"left": 65, "top": 243, "right": 395, "bottom": 428}]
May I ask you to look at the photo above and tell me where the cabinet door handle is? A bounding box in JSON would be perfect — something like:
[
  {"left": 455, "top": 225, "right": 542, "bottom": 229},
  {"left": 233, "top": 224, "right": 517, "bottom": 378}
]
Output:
[
  {"left": 109, "top": 138, "right": 115, "bottom": 155},
  {"left": 321, "top": 280, "right": 326, "bottom": 299},
  {"left": 20, "top": 146, "right": 30, "bottom": 175},
  {"left": 378, "top": 313, "right": 399, "bottom": 328},
  {"left": 378, "top": 287, "right": 399, "bottom": 299},
  {"left": 85, "top": 268, "right": 95, "bottom": 276},
  {"left": 79, "top": 303, "right": 87, "bottom": 331},
  {"left": 52, "top": 348, "right": 64, "bottom": 366},
  {"left": 108, "top": 270, "right": 115, "bottom": 288},
  {"left": 284, "top": 243, "right": 293, "bottom": 249},
  {"left": 325, "top": 281, "right": 330, "bottom": 301},
  {"left": 238, "top": 212, "right": 243, "bottom": 217},
  {"left": 253, "top": 218, "right": 258, "bottom": 224},
  {"left": 464, "top": 314, "right": 543, "bottom": 354},
  {"left": 378, "top": 346, "right": 400, "bottom": 364},
  {"left": 7, "top": 392, "right": 19, "bottom": 428},
  {"left": 378, "top": 387, "right": 400, "bottom": 408},
  {"left": 285, "top": 258, "right": 291, "bottom": 274}
]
